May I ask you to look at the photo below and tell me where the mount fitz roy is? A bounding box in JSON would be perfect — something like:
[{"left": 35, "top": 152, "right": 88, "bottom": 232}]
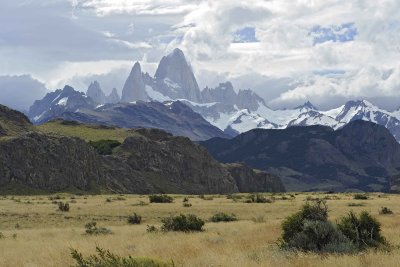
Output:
[{"left": 29, "top": 48, "right": 400, "bottom": 142}]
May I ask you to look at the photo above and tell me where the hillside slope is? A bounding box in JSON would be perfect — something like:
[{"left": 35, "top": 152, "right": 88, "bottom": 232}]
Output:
[{"left": 201, "top": 121, "right": 400, "bottom": 192}]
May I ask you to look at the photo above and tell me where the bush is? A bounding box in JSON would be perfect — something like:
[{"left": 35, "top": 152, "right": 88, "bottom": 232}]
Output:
[
  {"left": 161, "top": 214, "right": 204, "bottom": 232},
  {"left": 245, "top": 194, "right": 272, "bottom": 203},
  {"left": 58, "top": 202, "right": 70, "bottom": 212},
  {"left": 85, "top": 221, "right": 112, "bottom": 235},
  {"left": 127, "top": 213, "right": 142, "bottom": 224},
  {"left": 284, "top": 220, "right": 356, "bottom": 253},
  {"left": 354, "top": 194, "right": 369, "bottom": 200},
  {"left": 379, "top": 207, "right": 393, "bottom": 215},
  {"left": 280, "top": 200, "right": 356, "bottom": 253},
  {"left": 146, "top": 225, "right": 159, "bottom": 233},
  {"left": 149, "top": 195, "right": 173, "bottom": 203},
  {"left": 182, "top": 197, "right": 189, "bottom": 203},
  {"left": 183, "top": 203, "right": 192, "bottom": 207},
  {"left": 88, "top": 140, "right": 121, "bottom": 155},
  {"left": 281, "top": 200, "right": 328, "bottom": 242},
  {"left": 210, "top": 212, "right": 237, "bottom": 222},
  {"left": 337, "top": 211, "right": 387, "bottom": 249},
  {"left": 71, "top": 247, "right": 172, "bottom": 267}
]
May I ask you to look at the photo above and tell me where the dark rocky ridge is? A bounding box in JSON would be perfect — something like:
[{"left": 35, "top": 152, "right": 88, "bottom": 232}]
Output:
[
  {"left": 201, "top": 120, "right": 400, "bottom": 192},
  {"left": 0, "top": 104, "right": 285, "bottom": 194}
]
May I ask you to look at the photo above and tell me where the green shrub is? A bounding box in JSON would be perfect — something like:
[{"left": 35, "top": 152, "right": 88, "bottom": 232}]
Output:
[
  {"left": 283, "top": 220, "right": 356, "bottom": 253},
  {"left": 337, "top": 211, "right": 387, "bottom": 249},
  {"left": 281, "top": 200, "right": 328, "bottom": 243},
  {"left": 279, "top": 200, "right": 357, "bottom": 253},
  {"left": 379, "top": 207, "right": 393, "bottom": 215},
  {"left": 245, "top": 194, "right": 272, "bottom": 203},
  {"left": 58, "top": 202, "right": 70, "bottom": 212},
  {"left": 149, "top": 195, "right": 173, "bottom": 203},
  {"left": 71, "top": 247, "right": 172, "bottom": 267},
  {"left": 354, "top": 194, "right": 369, "bottom": 200},
  {"left": 146, "top": 225, "right": 159, "bottom": 233},
  {"left": 127, "top": 213, "right": 142, "bottom": 224},
  {"left": 182, "top": 197, "right": 189, "bottom": 203},
  {"left": 85, "top": 221, "right": 112, "bottom": 235},
  {"left": 161, "top": 214, "right": 204, "bottom": 232},
  {"left": 88, "top": 140, "right": 121, "bottom": 155},
  {"left": 183, "top": 203, "right": 192, "bottom": 208},
  {"left": 210, "top": 212, "right": 237, "bottom": 222}
]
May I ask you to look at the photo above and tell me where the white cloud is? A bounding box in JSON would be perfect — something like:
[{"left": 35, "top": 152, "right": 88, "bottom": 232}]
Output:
[{"left": 2, "top": 0, "right": 400, "bottom": 110}]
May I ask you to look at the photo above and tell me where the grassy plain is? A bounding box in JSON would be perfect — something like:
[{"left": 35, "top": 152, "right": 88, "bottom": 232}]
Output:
[{"left": 0, "top": 193, "right": 400, "bottom": 267}]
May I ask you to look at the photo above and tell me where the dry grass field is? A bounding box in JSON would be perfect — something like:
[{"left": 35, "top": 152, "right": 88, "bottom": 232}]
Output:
[{"left": 0, "top": 192, "right": 400, "bottom": 267}]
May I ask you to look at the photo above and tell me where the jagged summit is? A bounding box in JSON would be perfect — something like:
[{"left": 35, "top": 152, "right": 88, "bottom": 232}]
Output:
[
  {"left": 107, "top": 88, "right": 120, "bottom": 104},
  {"left": 121, "top": 61, "right": 147, "bottom": 102},
  {"left": 154, "top": 48, "right": 201, "bottom": 102},
  {"left": 87, "top": 81, "right": 106, "bottom": 104},
  {"left": 295, "top": 101, "right": 318, "bottom": 110}
]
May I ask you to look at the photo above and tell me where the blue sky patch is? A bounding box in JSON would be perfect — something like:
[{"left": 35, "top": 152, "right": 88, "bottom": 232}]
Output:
[
  {"left": 310, "top": 23, "right": 357, "bottom": 45},
  {"left": 233, "top": 27, "right": 259, "bottom": 43}
]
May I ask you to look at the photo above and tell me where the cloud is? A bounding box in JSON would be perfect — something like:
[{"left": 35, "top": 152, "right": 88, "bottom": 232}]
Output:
[
  {"left": 0, "top": 75, "right": 47, "bottom": 112},
  {"left": 1, "top": 0, "right": 400, "bottom": 111}
]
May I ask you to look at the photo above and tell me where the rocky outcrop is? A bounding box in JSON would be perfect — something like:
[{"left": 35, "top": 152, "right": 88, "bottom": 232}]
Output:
[
  {"left": 202, "top": 120, "right": 400, "bottom": 192},
  {"left": 107, "top": 88, "right": 120, "bottom": 104},
  {"left": 114, "top": 128, "right": 238, "bottom": 193},
  {"left": 0, "top": 132, "right": 104, "bottom": 191},
  {"left": 87, "top": 81, "right": 106, "bottom": 105},
  {"left": 201, "top": 82, "right": 237, "bottom": 105},
  {"left": 0, "top": 104, "right": 33, "bottom": 136},
  {"left": 121, "top": 62, "right": 148, "bottom": 102},
  {"left": 224, "top": 163, "right": 286, "bottom": 192}
]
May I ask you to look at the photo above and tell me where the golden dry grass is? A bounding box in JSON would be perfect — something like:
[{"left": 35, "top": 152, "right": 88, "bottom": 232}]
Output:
[{"left": 0, "top": 193, "right": 400, "bottom": 267}]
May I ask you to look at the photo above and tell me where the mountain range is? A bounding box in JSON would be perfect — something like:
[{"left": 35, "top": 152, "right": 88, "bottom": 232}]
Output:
[
  {"left": 201, "top": 120, "right": 400, "bottom": 193},
  {"left": 28, "top": 48, "right": 400, "bottom": 143}
]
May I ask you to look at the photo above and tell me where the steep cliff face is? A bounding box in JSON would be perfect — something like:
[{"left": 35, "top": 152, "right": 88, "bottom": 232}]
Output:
[
  {"left": 0, "top": 132, "right": 104, "bottom": 192},
  {"left": 154, "top": 48, "right": 201, "bottom": 102},
  {"left": 224, "top": 163, "right": 286, "bottom": 193},
  {"left": 115, "top": 128, "right": 238, "bottom": 194}
]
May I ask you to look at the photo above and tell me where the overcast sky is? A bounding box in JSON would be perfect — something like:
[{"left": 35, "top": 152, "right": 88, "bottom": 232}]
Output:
[{"left": 1, "top": 0, "right": 400, "bottom": 111}]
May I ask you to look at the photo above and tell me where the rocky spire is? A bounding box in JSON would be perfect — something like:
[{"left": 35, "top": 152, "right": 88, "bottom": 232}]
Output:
[
  {"left": 86, "top": 81, "right": 106, "bottom": 104},
  {"left": 121, "top": 62, "right": 148, "bottom": 102},
  {"left": 107, "top": 88, "right": 120, "bottom": 104},
  {"left": 154, "top": 48, "right": 201, "bottom": 102}
]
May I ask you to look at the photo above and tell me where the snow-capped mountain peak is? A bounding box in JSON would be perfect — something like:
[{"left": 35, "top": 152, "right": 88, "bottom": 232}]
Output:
[{"left": 295, "top": 101, "right": 318, "bottom": 111}]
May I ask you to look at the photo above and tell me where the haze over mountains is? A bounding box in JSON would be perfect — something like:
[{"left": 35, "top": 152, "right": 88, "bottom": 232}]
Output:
[{"left": 27, "top": 48, "right": 400, "bottom": 143}]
